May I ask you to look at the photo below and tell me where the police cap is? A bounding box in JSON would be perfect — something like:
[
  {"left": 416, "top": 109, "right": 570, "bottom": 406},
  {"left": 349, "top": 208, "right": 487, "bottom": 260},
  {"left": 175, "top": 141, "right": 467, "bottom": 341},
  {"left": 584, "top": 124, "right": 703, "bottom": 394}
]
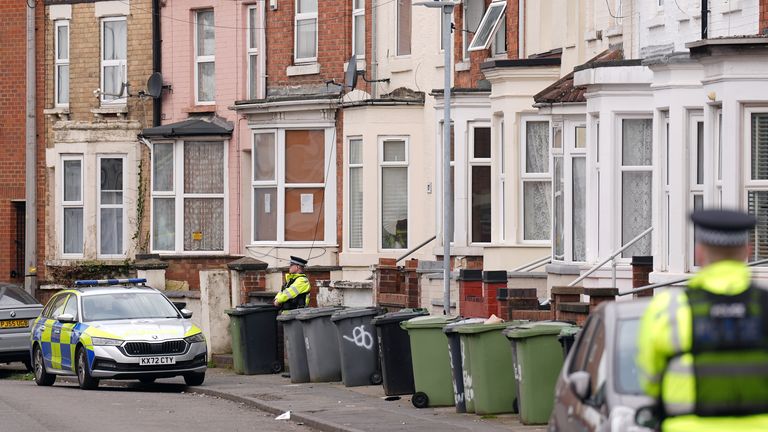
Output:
[
  {"left": 691, "top": 209, "right": 756, "bottom": 247},
  {"left": 289, "top": 256, "right": 308, "bottom": 267}
]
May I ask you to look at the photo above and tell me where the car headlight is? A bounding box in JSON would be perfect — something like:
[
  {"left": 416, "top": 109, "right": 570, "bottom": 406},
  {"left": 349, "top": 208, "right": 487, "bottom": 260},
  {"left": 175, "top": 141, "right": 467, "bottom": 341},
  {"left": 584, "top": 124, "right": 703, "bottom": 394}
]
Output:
[
  {"left": 91, "top": 337, "right": 123, "bottom": 346},
  {"left": 185, "top": 333, "right": 205, "bottom": 344}
]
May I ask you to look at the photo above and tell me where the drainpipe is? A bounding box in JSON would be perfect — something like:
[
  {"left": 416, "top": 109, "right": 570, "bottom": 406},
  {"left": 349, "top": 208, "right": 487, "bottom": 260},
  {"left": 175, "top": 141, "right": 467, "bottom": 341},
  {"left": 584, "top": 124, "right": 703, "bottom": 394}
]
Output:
[
  {"left": 152, "top": 0, "right": 161, "bottom": 126},
  {"left": 25, "top": 0, "right": 37, "bottom": 296},
  {"left": 371, "top": 0, "right": 377, "bottom": 97},
  {"left": 701, "top": 0, "right": 708, "bottom": 40}
]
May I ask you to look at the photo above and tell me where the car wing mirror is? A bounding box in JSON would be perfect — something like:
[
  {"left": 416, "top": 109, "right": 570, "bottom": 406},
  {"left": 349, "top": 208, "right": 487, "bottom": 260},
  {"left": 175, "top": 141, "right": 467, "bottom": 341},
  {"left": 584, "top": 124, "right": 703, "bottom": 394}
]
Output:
[
  {"left": 634, "top": 405, "right": 661, "bottom": 430},
  {"left": 180, "top": 308, "right": 193, "bottom": 319},
  {"left": 568, "top": 371, "right": 592, "bottom": 401},
  {"left": 56, "top": 313, "right": 76, "bottom": 324}
]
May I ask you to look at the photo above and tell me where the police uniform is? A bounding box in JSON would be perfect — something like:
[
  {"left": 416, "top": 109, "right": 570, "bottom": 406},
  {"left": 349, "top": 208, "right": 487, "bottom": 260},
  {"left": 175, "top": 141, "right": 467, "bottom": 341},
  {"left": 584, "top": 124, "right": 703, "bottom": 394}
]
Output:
[
  {"left": 637, "top": 209, "right": 768, "bottom": 431},
  {"left": 274, "top": 256, "right": 311, "bottom": 310}
]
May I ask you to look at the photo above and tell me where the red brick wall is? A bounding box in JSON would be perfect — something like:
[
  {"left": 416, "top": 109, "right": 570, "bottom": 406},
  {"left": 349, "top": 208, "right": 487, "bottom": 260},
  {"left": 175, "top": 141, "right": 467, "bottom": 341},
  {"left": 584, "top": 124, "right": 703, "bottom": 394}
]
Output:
[
  {"left": 0, "top": 2, "right": 28, "bottom": 284},
  {"left": 265, "top": 0, "right": 351, "bottom": 89},
  {"left": 374, "top": 258, "right": 420, "bottom": 309},
  {"left": 761, "top": 0, "right": 768, "bottom": 34},
  {"left": 164, "top": 257, "right": 233, "bottom": 290}
]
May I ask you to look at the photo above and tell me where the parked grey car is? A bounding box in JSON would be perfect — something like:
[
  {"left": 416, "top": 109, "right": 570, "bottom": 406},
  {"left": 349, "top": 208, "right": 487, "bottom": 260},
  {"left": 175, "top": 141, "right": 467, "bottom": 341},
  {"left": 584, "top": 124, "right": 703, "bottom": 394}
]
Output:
[
  {"left": 549, "top": 298, "right": 654, "bottom": 432},
  {"left": 0, "top": 283, "right": 43, "bottom": 370}
]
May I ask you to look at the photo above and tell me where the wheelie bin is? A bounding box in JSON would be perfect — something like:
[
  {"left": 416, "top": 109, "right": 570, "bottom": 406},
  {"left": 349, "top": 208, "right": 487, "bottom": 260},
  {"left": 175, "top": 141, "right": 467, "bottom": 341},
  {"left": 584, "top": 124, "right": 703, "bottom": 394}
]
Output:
[
  {"left": 558, "top": 326, "right": 581, "bottom": 358},
  {"left": 456, "top": 322, "right": 518, "bottom": 415},
  {"left": 443, "top": 318, "right": 485, "bottom": 413},
  {"left": 276, "top": 308, "right": 310, "bottom": 383},
  {"left": 504, "top": 321, "right": 578, "bottom": 425},
  {"left": 226, "top": 304, "right": 282, "bottom": 375},
  {"left": 401, "top": 315, "right": 461, "bottom": 408},
  {"left": 331, "top": 307, "right": 383, "bottom": 387},
  {"left": 297, "top": 307, "right": 344, "bottom": 382},
  {"left": 371, "top": 309, "right": 429, "bottom": 396}
]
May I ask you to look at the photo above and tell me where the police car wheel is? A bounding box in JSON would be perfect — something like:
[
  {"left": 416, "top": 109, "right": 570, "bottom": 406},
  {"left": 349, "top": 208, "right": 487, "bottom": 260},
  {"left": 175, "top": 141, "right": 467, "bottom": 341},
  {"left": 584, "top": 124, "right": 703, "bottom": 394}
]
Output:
[
  {"left": 76, "top": 347, "right": 100, "bottom": 390},
  {"left": 183, "top": 372, "right": 205, "bottom": 386},
  {"left": 33, "top": 345, "right": 55, "bottom": 386}
]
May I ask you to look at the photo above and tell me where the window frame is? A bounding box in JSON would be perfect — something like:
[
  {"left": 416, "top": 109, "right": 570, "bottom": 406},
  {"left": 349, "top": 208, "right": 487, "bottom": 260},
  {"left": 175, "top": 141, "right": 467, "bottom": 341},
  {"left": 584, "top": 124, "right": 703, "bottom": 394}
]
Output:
[
  {"left": 150, "top": 139, "right": 229, "bottom": 254},
  {"left": 249, "top": 128, "right": 336, "bottom": 246},
  {"left": 687, "top": 111, "right": 704, "bottom": 271},
  {"left": 743, "top": 107, "right": 768, "bottom": 263},
  {"left": 498, "top": 118, "right": 506, "bottom": 242},
  {"left": 61, "top": 155, "right": 84, "bottom": 258},
  {"left": 520, "top": 116, "right": 552, "bottom": 245},
  {"left": 379, "top": 136, "right": 410, "bottom": 251},
  {"left": 194, "top": 9, "right": 215, "bottom": 105},
  {"left": 294, "top": 0, "right": 318, "bottom": 64},
  {"left": 247, "top": 4, "right": 261, "bottom": 100},
  {"left": 97, "top": 154, "right": 127, "bottom": 259},
  {"left": 347, "top": 136, "right": 364, "bottom": 250},
  {"left": 54, "top": 19, "right": 69, "bottom": 108},
  {"left": 352, "top": 0, "right": 365, "bottom": 59},
  {"left": 660, "top": 111, "right": 671, "bottom": 271},
  {"left": 396, "top": 0, "right": 411, "bottom": 57},
  {"left": 462, "top": 0, "right": 485, "bottom": 60},
  {"left": 100, "top": 16, "right": 127, "bottom": 105},
  {"left": 469, "top": 123, "right": 492, "bottom": 245},
  {"left": 617, "top": 115, "right": 653, "bottom": 260},
  {"left": 467, "top": 0, "right": 506, "bottom": 52}
]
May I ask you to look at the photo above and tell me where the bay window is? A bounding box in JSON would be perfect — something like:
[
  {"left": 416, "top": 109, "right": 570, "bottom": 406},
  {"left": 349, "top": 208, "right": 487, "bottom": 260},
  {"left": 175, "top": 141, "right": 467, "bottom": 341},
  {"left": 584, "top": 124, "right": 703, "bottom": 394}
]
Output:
[
  {"left": 348, "top": 138, "right": 363, "bottom": 249},
  {"left": 98, "top": 156, "right": 125, "bottom": 257},
  {"left": 620, "top": 118, "right": 652, "bottom": 258},
  {"left": 521, "top": 119, "right": 551, "bottom": 242},
  {"left": 470, "top": 126, "right": 491, "bottom": 243},
  {"left": 381, "top": 138, "right": 408, "bottom": 249},
  {"left": 746, "top": 109, "right": 768, "bottom": 261}
]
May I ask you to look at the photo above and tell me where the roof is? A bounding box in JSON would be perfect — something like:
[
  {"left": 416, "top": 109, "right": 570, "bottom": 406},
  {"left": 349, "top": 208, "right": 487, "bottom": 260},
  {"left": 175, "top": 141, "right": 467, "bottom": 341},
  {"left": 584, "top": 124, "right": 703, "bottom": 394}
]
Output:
[
  {"left": 533, "top": 48, "right": 625, "bottom": 104},
  {"left": 141, "top": 117, "right": 233, "bottom": 138}
]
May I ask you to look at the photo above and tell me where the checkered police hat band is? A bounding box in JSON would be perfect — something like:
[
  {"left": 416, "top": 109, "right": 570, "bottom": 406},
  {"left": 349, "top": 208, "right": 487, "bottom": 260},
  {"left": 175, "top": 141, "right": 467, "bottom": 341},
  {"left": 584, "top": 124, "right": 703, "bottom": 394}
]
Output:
[{"left": 695, "top": 226, "right": 750, "bottom": 247}]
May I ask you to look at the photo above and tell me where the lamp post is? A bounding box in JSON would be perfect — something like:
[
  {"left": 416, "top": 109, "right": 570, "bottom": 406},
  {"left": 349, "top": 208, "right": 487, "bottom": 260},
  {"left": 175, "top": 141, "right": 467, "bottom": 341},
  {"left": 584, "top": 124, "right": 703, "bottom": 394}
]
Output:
[{"left": 416, "top": 1, "right": 455, "bottom": 315}]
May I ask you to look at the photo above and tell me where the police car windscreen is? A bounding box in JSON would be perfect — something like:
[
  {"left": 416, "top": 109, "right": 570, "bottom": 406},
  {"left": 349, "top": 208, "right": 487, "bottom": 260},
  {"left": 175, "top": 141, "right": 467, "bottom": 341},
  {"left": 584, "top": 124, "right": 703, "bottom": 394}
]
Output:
[{"left": 81, "top": 293, "right": 180, "bottom": 321}]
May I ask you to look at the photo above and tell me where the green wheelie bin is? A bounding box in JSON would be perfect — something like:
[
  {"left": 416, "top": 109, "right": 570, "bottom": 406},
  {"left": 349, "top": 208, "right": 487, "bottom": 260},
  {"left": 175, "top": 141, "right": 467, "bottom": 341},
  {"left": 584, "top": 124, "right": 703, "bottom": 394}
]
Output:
[
  {"left": 456, "top": 322, "right": 519, "bottom": 415},
  {"left": 401, "top": 315, "right": 460, "bottom": 408},
  {"left": 504, "top": 321, "right": 577, "bottom": 425}
]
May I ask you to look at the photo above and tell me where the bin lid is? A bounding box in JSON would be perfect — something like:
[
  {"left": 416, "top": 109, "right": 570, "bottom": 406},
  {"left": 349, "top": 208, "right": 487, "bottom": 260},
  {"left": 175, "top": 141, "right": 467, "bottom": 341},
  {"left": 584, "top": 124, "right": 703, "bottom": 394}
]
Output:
[
  {"left": 503, "top": 321, "right": 577, "bottom": 339},
  {"left": 558, "top": 326, "right": 581, "bottom": 337},
  {"left": 371, "top": 309, "right": 429, "bottom": 326},
  {"left": 456, "top": 321, "right": 513, "bottom": 335},
  {"left": 275, "top": 308, "right": 306, "bottom": 321},
  {"left": 443, "top": 318, "right": 487, "bottom": 333},
  {"left": 296, "top": 306, "right": 344, "bottom": 321},
  {"left": 225, "top": 304, "right": 279, "bottom": 316},
  {"left": 330, "top": 307, "right": 381, "bottom": 322},
  {"left": 400, "top": 315, "right": 460, "bottom": 330}
]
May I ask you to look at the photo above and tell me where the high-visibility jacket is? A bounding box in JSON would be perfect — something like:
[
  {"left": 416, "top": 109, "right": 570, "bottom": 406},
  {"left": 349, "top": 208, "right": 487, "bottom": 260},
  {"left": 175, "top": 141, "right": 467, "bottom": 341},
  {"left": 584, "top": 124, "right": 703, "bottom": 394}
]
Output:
[
  {"left": 274, "top": 273, "right": 310, "bottom": 310},
  {"left": 637, "top": 260, "right": 768, "bottom": 431}
]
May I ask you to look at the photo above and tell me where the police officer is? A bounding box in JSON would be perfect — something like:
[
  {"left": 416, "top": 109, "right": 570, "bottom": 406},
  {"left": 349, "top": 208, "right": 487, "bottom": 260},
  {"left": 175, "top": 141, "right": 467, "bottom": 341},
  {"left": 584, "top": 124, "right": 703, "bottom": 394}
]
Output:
[
  {"left": 637, "top": 208, "right": 768, "bottom": 431},
  {"left": 273, "top": 256, "right": 311, "bottom": 310}
]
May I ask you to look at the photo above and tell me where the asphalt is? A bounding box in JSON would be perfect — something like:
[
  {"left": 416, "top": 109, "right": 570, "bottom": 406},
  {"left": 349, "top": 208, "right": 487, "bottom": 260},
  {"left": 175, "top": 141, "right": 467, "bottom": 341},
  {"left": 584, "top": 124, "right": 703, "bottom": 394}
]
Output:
[{"left": 191, "top": 362, "right": 549, "bottom": 432}]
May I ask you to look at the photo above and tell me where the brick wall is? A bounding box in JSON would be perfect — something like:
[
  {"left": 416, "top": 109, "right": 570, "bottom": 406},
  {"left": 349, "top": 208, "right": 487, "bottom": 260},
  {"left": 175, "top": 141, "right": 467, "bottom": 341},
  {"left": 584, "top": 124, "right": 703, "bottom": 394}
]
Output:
[
  {"left": 0, "top": 2, "right": 29, "bottom": 284},
  {"left": 164, "top": 256, "right": 234, "bottom": 290},
  {"left": 762, "top": 0, "right": 768, "bottom": 34},
  {"left": 373, "top": 258, "right": 420, "bottom": 309}
]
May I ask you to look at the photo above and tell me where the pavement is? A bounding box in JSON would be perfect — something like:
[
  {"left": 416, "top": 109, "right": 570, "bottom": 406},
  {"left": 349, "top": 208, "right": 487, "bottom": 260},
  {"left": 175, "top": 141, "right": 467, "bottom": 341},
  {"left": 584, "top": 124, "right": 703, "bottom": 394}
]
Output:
[{"left": 190, "top": 356, "right": 549, "bottom": 432}]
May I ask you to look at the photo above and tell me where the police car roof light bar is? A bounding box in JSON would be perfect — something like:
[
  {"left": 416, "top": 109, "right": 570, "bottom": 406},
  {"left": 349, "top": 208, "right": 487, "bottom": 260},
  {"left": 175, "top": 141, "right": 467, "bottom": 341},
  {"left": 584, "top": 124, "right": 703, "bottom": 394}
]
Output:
[{"left": 74, "top": 278, "right": 147, "bottom": 287}]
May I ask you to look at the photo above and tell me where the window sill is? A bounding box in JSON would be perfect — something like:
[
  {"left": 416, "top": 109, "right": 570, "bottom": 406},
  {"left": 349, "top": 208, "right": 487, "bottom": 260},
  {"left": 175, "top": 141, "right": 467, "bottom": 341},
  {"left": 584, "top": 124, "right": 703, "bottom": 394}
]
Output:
[
  {"left": 92, "top": 105, "right": 128, "bottom": 118},
  {"left": 455, "top": 61, "right": 471, "bottom": 72},
  {"left": 389, "top": 56, "right": 412, "bottom": 73},
  {"left": 183, "top": 105, "right": 217, "bottom": 114},
  {"left": 584, "top": 29, "right": 602, "bottom": 42},
  {"left": 646, "top": 15, "right": 665, "bottom": 30},
  {"left": 44, "top": 107, "right": 70, "bottom": 120},
  {"left": 605, "top": 26, "right": 623, "bottom": 38},
  {"left": 286, "top": 63, "right": 320, "bottom": 76}
]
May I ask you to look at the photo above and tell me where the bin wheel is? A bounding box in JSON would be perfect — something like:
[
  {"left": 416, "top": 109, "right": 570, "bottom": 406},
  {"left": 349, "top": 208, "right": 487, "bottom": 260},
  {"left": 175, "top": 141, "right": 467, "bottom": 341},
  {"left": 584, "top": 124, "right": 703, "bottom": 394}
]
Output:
[
  {"left": 412, "top": 392, "right": 429, "bottom": 409},
  {"left": 369, "top": 372, "right": 383, "bottom": 385},
  {"left": 271, "top": 361, "right": 283, "bottom": 374}
]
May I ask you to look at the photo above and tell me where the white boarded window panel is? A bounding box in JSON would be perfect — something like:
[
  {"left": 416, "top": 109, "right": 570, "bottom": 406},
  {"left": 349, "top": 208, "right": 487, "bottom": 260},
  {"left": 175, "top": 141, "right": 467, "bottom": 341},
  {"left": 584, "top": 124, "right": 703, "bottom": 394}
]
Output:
[{"left": 468, "top": 1, "right": 507, "bottom": 52}]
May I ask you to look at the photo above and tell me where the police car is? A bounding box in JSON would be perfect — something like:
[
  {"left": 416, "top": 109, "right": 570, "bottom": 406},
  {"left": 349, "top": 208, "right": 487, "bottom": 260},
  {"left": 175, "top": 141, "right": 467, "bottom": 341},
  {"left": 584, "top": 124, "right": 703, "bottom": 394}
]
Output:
[{"left": 30, "top": 279, "right": 207, "bottom": 390}]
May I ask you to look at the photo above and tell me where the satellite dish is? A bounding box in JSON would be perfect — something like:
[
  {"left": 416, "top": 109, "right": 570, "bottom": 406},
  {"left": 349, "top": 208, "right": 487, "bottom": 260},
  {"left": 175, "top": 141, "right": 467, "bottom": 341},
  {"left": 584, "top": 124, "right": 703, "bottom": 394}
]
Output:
[
  {"left": 146, "top": 72, "right": 164, "bottom": 98},
  {"left": 344, "top": 55, "right": 358, "bottom": 90}
]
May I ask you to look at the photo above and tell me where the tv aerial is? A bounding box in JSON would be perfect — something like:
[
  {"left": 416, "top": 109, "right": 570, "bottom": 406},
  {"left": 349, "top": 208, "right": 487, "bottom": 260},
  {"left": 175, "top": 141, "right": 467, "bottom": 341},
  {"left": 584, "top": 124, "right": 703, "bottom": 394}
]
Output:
[{"left": 343, "top": 54, "right": 390, "bottom": 90}]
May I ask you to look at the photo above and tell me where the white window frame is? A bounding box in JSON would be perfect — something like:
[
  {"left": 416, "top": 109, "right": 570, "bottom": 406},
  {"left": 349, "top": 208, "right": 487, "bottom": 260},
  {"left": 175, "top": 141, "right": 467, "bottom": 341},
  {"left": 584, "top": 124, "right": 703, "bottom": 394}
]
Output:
[
  {"left": 352, "top": 0, "right": 365, "bottom": 59},
  {"left": 249, "top": 128, "right": 336, "bottom": 246},
  {"left": 61, "top": 155, "right": 84, "bottom": 258},
  {"left": 552, "top": 122, "right": 564, "bottom": 261},
  {"left": 294, "top": 0, "right": 318, "bottom": 63},
  {"left": 660, "top": 112, "right": 671, "bottom": 271},
  {"left": 498, "top": 118, "right": 506, "bottom": 242},
  {"left": 463, "top": 0, "right": 485, "bottom": 59},
  {"left": 55, "top": 20, "right": 69, "bottom": 108},
  {"left": 151, "top": 140, "right": 229, "bottom": 254},
  {"left": 715, "top": 107, "right": 723, "bottom": 207},
  {"left": 379, "top": 136, "right": 410, "bottom": 251},
  {"left": 97, "top": 154, "right": 127, "bottom": 259},
  {"left": 396, "top": 0, "right": 411, "bottom": 56},
  {"left": 570, "top": 124, "right": 587, "bottom": 262},
  {"left": 347, "top": 137, "right": 364, "bottom": 250},
  {"left": 100, "top": 16, "right": 127, "bottom": 105},
  {"left": 247, "top": 5, "right": 261, "bottom": 100},
  {"left": 687, "top": 112, "right": 704, "bottom": 271},
  {"left": 251, "top": 130, "right": 277, "bottom": 244},
  {"left": 195, "top": 9, "right": 215, "bottom": 105},
  {"left": 492, "top": 12, "right": 507, "bottom": 57},
  {"left": 467, "top": 0, "right": 506, "bottom": 52},
  {"left": 469, "top": 124, "right": 492, "bottom": 245},
  {"left": 743, "top": 107, "right": 768, "bottom": 263},
  {"left": 520, "top": 117, "right": 552, "bottom": 245},
  {"left": 617, "top": 115, "right": 653, "bottom": 260}
]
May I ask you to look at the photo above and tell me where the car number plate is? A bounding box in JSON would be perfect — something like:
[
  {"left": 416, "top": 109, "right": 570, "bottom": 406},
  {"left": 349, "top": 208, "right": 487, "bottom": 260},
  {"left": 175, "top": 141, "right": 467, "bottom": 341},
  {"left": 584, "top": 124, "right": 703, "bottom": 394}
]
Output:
[
  {"left": 0, "top": 319, "right": 28, "bottom": 329},
  {"left": 139, "top": 356, "right": 176, "bottom": 366}
]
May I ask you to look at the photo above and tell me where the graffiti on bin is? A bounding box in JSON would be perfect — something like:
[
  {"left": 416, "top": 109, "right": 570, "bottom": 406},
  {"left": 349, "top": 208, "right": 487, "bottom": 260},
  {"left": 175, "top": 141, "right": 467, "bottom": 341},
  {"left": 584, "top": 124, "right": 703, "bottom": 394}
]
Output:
[
  {"left": 343, "top": 324, "right": 374, "bottom": 350},
  {"left": 449, "top": 349, "right": 464, "bottom": 405},
  {"left": 305, "top": 336, "right": 311, "bottom": 351},
  {"left": 460, "top": 340, "right": 474, "bottom": 404}
]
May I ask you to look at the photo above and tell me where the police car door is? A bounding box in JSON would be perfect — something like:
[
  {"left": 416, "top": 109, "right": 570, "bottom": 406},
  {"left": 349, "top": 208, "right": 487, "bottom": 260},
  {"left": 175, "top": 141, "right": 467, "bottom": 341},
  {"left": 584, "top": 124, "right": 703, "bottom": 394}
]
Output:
[
  {"left": 57, "top": 294, "right": 79, "bottom": 372},
  {"left": 39, "top": 294, "right": 67, "bottom": 372}
]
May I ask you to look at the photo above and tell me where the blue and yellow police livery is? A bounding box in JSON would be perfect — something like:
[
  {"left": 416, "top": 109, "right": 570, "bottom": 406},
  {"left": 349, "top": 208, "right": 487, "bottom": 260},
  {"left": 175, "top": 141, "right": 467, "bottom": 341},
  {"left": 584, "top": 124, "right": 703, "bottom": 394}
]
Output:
[{"left": 30, "top": 279, "right": 207, "bottom": 390}]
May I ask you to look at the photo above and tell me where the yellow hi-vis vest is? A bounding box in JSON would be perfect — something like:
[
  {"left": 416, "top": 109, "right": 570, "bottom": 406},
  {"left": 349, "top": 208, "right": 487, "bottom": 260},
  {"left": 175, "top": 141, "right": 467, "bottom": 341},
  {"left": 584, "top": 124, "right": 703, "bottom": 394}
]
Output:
[{"left": 274, "top": 273, "right": 310, "bottom": 310}]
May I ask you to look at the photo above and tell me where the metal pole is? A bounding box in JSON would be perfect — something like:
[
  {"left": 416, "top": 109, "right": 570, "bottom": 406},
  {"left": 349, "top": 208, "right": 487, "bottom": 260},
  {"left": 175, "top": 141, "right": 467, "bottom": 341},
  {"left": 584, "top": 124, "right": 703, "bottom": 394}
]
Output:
[
  {"left": 442, "top": 5, "right": 453, "bottom": 316},
  {"left": 25, "top": 1, "right": 37, "bottom": 296}
]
